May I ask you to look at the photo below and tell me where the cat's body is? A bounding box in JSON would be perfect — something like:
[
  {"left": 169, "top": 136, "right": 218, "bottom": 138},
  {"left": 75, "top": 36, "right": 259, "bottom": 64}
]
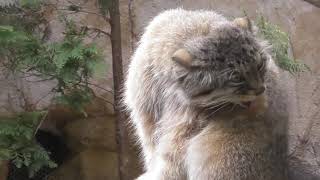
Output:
[{"left": 124, "top": 9, "right": 288, "bottom": 180}]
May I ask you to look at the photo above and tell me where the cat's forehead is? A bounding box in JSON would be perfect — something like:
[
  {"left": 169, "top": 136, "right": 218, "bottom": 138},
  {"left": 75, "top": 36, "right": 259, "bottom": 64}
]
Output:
[
  {"left": 185, "top": 26, "right": 263, "bottom": 68},
  {"left": 206, "top": 26, "right": 259, "bottom": 55}
]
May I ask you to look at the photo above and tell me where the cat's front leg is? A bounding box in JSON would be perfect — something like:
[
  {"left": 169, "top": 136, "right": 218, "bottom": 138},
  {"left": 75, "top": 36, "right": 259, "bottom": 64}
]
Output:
[
  {"left": 131, "top": 111, "right": 156, "bottom": 169},
  {"left": 137, "top": 155, "right": 185, "bottom": 180},
  {"left": 137, "top": 132, "right": 187, "bottom": 180}
]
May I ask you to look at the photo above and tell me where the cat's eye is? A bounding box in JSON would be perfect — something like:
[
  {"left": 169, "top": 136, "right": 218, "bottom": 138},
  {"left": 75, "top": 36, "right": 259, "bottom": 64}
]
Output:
[
  {"left": 194, "top": 89, "right": 213, "bottom": 97},
  {"left": 231, "top": 75, "right": 242, "bottom": 82}
]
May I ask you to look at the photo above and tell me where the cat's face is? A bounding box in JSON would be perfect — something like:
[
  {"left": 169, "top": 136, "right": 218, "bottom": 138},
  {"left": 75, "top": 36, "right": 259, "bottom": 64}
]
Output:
[{"left": 172, "top": 20, "right": 268, "bottom": 108}]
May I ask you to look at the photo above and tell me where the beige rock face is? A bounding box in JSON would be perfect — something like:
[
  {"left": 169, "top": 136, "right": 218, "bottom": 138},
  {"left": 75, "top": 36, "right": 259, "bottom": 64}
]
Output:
[
  {"left": 63, "top": 116, "right": 117, "bottom": 152},
  {"left": 48, "top": 149, "right": 119, "bottom": 180},
  {"left": 79, "top": 149, "right": 119, "bottom": 180}
]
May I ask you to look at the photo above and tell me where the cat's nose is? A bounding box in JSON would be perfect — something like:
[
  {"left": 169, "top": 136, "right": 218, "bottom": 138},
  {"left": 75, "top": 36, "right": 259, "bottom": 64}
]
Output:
[{"left": 255, "top": 86, "right": 265, "bottom": 95}]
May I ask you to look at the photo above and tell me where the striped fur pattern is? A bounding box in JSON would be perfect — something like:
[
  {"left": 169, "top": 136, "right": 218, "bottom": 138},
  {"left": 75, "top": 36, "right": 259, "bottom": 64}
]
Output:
[{"left": 124, "top": 9, "right": 288, "bottom": 180}]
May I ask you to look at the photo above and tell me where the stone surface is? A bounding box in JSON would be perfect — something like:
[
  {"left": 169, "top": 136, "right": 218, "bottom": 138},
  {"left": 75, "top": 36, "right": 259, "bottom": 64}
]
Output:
[
  {"left": 79, "top": 149, "right": 119, "bottom": 180},
  {"left": 39, "top": 96, "right": 115, "bottom": 135},
  {"left": 48, "top": 149, "right": 119, "bottom": 180},
  {"left": 39, "top": 106, "right": 84, "bottom": 135},
  {"left": 0, "top": 161, "right": 8, "bottom": 180},
  {"left": 63, "top": 116, "right": 117, "bottom": 152},
  {"left": 303, "top": 0, "right": 320, "bottom": 7}
]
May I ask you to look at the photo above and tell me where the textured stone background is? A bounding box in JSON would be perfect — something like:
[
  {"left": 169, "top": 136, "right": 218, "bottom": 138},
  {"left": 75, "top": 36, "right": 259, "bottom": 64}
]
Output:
[{"left": 0, "top": 0, "right": 319, "bottom": 179}]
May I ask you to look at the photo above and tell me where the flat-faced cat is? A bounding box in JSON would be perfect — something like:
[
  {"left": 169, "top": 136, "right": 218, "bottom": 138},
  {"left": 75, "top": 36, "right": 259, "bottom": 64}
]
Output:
[{"left": 124, "top": 9, "right": 288, "bottom": 180}]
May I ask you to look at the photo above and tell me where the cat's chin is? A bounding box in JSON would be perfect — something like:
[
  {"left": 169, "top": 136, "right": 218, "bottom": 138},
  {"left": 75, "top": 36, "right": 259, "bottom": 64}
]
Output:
[
  {"left": 236, "top": 93, "right": 265, "bottom": 105},
  {"left": 238, "top": 94, "right": 268, "bottom": 116}
]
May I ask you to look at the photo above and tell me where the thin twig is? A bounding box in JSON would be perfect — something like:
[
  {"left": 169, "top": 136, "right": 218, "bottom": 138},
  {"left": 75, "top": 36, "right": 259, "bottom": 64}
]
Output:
[
  {"left": 32, "top": 90, "right": 54, "bottom": 108},
  {"left": 34, "top": 110, "right": 49, "bottom": 136},
  {"left": 24, "top": 77, "right": 55, "bottom": 82},
  {"left": 93, "top": 94, "right": 114, "bottom": 107},
  {"left": 56, "top": 8, "right": 111, "bottom": 22},
  {"left": 128, "top": 0, "right": 136, "bottom": 51},
  {"left": 87, "top": 81, "right": 114, "bottom": 94},
  {"left": 84, "top": 26, "right": 111, "bottom": 37}
]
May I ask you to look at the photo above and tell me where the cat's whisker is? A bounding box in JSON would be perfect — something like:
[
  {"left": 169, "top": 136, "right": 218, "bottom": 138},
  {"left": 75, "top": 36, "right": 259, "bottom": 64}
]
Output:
[
  {"left": 207, "top": 102, "right": 227, "bottom": 110},
  {"left": 229, "top": 103, "right": 237, "bottom": 112},
  {"left": 204, "top": 98, "right": 228, "bottom": 108},
  {"left": 229, "top": 70, "right": 235, "bottom": 80},
  {"left": 208, "top": 102, "right": 230, "bottom": 117},
  {"left": 206, "top": 100, "right": 228, "bottom": 110}
]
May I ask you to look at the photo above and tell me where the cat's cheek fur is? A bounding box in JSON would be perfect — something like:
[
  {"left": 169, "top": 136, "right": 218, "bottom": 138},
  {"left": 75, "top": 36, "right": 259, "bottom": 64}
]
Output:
[{"left": 248, "top": 94, "right": 268, "bottom": 116}]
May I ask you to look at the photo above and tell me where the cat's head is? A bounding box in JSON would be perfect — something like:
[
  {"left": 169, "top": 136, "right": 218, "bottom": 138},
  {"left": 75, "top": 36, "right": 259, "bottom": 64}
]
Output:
[{"left": 171, "top": 17, "right": 269, "bottom": 108}]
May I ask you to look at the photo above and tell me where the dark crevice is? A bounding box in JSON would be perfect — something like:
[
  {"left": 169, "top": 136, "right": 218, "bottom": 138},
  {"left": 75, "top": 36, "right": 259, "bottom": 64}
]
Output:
[
  {"left": 303, "top": 0, "right": 320, "bottom": 8},
  {"left": 7, "top": 130, "right": 70, "bottom": 180}
]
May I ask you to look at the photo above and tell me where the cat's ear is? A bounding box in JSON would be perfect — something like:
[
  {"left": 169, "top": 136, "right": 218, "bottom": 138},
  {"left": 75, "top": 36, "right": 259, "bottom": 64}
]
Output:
[
  {"left": 172, "top": 48, "right": 193, "bottom": 67},
  {"left": 233, "top": 17, "right": 256, "bottom": 34}
]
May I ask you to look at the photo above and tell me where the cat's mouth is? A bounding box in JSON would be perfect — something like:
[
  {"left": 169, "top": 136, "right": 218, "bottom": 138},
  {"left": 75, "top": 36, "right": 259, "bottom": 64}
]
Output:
[
  {"left": 238, "top": 93, "right": 266, "bottom": 109},
  {"left": 237, "top": 94, "right": 261, "bottom": 108},
  {"left": 240, "top": 101, "right": 252, "bottom": 108}
]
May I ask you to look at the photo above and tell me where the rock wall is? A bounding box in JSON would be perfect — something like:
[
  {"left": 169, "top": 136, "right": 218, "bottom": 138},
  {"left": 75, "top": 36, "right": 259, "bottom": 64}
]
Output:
[{"left": 46, "top": 103, "right": 120, "bottom": 180}]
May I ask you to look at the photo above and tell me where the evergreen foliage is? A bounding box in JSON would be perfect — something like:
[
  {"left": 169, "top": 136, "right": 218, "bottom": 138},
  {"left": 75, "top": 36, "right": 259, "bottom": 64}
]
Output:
[
  {"left": 0, "top": 21, "right": 105, "bottom": 112},
  {"left": 20, "top": 0, "right": 41, "bottom": 8},
  {"left": 0, "top": 1, "right": 107, "bottom": 177},
  {"left": 0, "top": 0, "right": 18, "bottom": 7},
  {"left": 0, "top": 0, "right": 40, "bottom": 8},
  {"left": 0, "top": 112, "right": 57, "bottom": 177},
  {"left": 256, "top": 16, "right": 310, "bottom": 73},
  {"left": 98, "top": 0, "right": 112, "bottom": 16}
]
